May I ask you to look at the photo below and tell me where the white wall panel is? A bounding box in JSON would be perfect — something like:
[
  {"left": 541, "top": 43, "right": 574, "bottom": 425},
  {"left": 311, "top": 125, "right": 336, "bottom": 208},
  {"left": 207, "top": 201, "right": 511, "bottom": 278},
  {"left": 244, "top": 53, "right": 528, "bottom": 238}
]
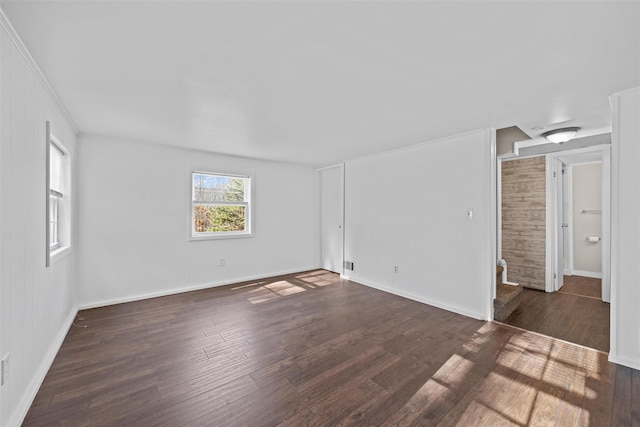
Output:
[
  {"left": 344, "top": 130, "right": 494, "bottom": 320},
  {"left": 572, "top": 162, "right": 602, "bottom": 274},
  {"left": 611, "top": 87, "right": 640, "bottom": 370},
  {"left": 0, "top": 21, "right": 78, "bottom": 426},
  {"left": 77, "top": 135, "right": 316, "bottom": 307}
]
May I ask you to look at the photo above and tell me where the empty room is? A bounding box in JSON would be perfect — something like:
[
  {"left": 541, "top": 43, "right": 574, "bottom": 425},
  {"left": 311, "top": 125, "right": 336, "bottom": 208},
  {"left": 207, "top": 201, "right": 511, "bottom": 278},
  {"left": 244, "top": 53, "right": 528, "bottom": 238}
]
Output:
[{"left": 1, "top": 1, "right": 639, "bottom": 426}]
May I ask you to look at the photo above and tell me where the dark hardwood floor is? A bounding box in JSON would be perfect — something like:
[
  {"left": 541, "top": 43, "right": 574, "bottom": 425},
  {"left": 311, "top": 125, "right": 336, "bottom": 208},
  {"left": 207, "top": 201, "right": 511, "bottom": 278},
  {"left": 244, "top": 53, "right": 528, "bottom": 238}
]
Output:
[
  {"left": 25, "top": 270, "right": 637, "bottom": 426},
  {"left": 558, "top": 275, "right": 602, "bottom": 299},
  {"left": 503, "top": 277, "right": 610, "bottom": 353}
]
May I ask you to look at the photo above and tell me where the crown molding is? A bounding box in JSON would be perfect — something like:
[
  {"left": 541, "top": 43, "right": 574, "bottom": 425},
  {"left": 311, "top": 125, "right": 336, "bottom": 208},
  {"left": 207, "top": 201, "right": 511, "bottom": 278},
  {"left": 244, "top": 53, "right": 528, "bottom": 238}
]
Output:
[{"left": 0, "top": 7, "right": 79, "bottom": 134}]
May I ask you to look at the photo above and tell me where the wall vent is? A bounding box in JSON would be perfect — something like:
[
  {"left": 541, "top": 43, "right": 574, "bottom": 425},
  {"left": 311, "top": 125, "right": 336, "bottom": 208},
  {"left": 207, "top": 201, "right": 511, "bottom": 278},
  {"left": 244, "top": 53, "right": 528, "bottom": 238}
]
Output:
[{"left": 344, "top": 261, "right": 354, "bottom": 271}]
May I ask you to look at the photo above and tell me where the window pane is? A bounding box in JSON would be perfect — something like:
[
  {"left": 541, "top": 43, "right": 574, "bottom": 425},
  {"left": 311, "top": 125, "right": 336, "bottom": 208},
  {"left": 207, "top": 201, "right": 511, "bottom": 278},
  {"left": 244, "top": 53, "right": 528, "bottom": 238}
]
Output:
[
  {"left": 193, "top": 173, "right": 245, "bottom": 202},
  {"left": 50, "top": 196, "right": 59, "bottom": 246},
  {"left": 50, "top": 143, "right": 64, "bottom": 196},
  {"left": 194, "top": 205, "right": 246, "bottom": 233}
]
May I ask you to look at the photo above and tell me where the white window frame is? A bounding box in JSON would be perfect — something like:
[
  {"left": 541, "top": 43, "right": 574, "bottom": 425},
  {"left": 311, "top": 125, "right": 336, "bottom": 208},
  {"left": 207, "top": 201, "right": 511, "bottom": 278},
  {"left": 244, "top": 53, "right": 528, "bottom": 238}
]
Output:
[
  {"left": 49, "top": 194, "right": 60, "bottom": 251},
  {"left": 189, "top": 171, "right": 253, "bottom": 241},
  {"left": 46, "top": 121, "right": 72, "bottom": 266}
]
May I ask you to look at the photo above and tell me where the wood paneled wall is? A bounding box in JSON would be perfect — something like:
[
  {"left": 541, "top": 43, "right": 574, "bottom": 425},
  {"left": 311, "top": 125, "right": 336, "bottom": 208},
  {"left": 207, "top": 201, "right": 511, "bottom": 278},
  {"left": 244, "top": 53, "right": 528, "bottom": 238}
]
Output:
[
  {"left": 501, "top": 156, "right": 546, "bottom": 290},
  {"left": 1, "top": 20, "right": 78, "bottom": 427}
]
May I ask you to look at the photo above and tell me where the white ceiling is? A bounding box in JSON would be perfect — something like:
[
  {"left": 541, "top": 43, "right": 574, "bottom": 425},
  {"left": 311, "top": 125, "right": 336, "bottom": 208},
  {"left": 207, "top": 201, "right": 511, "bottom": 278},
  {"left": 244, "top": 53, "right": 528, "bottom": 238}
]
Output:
[{"left": 2, "top": 1, "right": 639, "bottom": 166}]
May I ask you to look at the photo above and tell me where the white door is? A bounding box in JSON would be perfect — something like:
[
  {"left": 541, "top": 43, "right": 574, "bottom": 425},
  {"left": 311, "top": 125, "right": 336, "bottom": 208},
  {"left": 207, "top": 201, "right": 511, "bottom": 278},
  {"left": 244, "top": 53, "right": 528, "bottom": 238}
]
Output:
[
  {"left": 320, "top": 166, "right": 343, "bottom": 274},
  {"left": 555, "top": 159, "right": 565, "bottom": 291}
]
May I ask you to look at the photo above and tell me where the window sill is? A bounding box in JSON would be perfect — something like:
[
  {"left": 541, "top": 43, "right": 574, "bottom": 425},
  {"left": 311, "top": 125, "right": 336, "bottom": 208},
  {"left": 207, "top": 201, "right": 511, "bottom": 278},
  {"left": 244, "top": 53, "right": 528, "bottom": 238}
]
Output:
[
  {"left": 50, "top": 245, "right": 72, "bottom": 265},
  {"left": 189, "top": 232, "right": 253, "bottom": 242}
]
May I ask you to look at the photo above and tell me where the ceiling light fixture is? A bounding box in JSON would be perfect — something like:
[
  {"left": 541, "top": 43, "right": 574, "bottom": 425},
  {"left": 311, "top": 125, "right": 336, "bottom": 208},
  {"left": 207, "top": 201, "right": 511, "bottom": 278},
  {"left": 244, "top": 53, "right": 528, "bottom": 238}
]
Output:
[{"left": 542, "top": 127, "right": 580, "bottom": 144}]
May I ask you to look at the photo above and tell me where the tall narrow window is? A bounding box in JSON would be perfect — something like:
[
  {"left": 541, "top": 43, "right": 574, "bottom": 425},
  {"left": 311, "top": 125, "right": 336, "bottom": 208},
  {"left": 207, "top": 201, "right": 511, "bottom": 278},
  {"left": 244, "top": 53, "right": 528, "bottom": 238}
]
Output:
[
  {"left": 191, "top": 172, "right": 252, "bottom": 239},
  {"left": 46, "top": 121, "right": 71, "bottom": 267},
  {"left": 49, "top": 142, "right": 64, "bottom": 250}
]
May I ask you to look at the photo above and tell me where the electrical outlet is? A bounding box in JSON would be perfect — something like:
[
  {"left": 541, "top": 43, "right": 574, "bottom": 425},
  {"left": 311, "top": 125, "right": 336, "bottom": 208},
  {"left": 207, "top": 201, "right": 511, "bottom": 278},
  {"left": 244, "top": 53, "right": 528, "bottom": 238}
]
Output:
[
  {"left": 219, "top": 258, "right": 226, "bottom": 267},
  {"left": 1, "top": 354, "right": 9, "bottom": 386},
  {"left": 393, "top": 265, "right": 399, "bottom": 273}
]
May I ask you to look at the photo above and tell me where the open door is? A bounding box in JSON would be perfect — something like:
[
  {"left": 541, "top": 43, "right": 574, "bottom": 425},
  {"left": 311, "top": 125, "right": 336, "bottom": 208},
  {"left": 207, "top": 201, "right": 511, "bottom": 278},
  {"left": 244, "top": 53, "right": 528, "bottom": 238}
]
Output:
[
  {"left": 554, "top": 159, "right": 566, "bottom": 291},
  {"left": 547, "top": 146, "right": 610, "bottom": 300}
]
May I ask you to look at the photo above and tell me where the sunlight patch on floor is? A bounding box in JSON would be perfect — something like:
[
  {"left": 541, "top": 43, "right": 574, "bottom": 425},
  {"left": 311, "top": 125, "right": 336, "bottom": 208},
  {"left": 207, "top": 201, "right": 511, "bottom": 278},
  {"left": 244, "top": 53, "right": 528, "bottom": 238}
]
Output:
[
  {"left": 477, "top": 371, "right": 537, "bottom": 425},
  {"left": 295, "top": 271, "right": 338, "bottom": 287},
  {"left": 390, "top": 354, "right": 476, "bottom": 424},
  {"left": 462, "top": 324, "right": 496, "bottom": 353},
  {"left": 265, "top": 281, "right": 306, "bottom": 296},
  {"left": 528, "top": 390, "right": 567, "bottom": 425},
  {"left": 247, "top": 280, "right": 307, "bottom": 304}
]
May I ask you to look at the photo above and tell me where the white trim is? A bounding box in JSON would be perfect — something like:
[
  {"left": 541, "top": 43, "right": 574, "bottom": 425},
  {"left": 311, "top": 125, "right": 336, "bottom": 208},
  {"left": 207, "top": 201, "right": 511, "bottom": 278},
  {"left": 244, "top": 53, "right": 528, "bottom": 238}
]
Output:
[
  {"left": 45, "top": 122, "right": 51, "bottom": 267},
  {"left": 46, "top": 133, "right": 73, "bottom": 262},
  {"left": 601, "top": 146, "right": 611, "bottom": 303},
  {"left": 608, "top": 354, "right": 640, "bottom": 372},
  {"left": 349, "top": 276, "right": 485, "bottom": 321},
  {"left": 49, "top": 246, "right": 73, "bottom": 265},
  {"left": 545, "top": 155, "right": 555, "bottom": 292},
  {"left": 496, "top": 158, "right": 502, "bottom": 263},
  {"left": 501, "top": 152, "right": 547, "bottom": 162},
  {"left": 9, "top": 308, "right": 77, "bottom": 427},
  {"left": 189, "top": 171, "right": 254, "bottom": 240},
  {"left": 609, "top": 93, "right": 620, "bottom": 367},
  {"left": 488, "top": 128, "right": 498, "bottom": 320},
  {"left": 571, "top": 270, "right": 603, "bottom": 279},
  {"left": 0, "top": 8, "right": 79, "bottom": 134},
  {"left": 188, "top": 233, "right": 253, "bottom": 242},
  {"left": 77, "top": 267, "right": 316, "bottom": 310},
  {"left": 565, "top": 165, "right": 574, "bottom": 273},
  {"left": 340, "top": 128, "right": 484, "bottom": 166},
  {"left": 514, "top": 137, "right": 547, "bottom": 155}
]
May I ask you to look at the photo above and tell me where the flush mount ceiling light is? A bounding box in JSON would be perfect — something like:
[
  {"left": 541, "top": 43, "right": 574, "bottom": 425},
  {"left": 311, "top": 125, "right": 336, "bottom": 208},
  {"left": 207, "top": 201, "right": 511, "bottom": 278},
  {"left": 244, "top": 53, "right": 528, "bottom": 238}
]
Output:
[{"left": 542, "top": 127, "right": 580, "bottom": 144}]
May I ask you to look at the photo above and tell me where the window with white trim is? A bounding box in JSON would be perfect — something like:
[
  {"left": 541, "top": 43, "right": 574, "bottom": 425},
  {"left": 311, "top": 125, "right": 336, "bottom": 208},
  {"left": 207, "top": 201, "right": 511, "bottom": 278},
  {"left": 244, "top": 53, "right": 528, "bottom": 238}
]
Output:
[
  {"left": 191, "top": 172, "right": 252, "bottom": 239},
  {"left": 46, "top": 127, "right": 71, "bottom": 267},
  {"left": 49, "top": 142, "right": 64, "bottom": 250}
]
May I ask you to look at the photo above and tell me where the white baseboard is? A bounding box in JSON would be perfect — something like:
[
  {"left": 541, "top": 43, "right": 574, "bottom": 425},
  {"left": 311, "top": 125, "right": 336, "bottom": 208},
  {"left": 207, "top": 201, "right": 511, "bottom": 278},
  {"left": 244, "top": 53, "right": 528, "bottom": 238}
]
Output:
[
  {"left": 9, "top": 307, "right": 77, "bottom": 427},
  {"left": 571, "top": 270, "right": 603, "bottom": 279},
  {"left": 348, "top": 276, "right": 484, "bottom": 321},
  {"left": 608, "top": 352, "right": 640, "bottom": 371},
  {"left": 78, "top": 267, "right": 318, "bottom": 310}
]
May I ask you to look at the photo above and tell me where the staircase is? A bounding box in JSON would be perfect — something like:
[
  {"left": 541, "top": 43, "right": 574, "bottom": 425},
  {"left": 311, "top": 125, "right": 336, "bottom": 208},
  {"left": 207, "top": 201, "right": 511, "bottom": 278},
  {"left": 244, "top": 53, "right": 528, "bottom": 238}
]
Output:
[{"left": 494, "top": 265, "right": 523, "bottom": 322}]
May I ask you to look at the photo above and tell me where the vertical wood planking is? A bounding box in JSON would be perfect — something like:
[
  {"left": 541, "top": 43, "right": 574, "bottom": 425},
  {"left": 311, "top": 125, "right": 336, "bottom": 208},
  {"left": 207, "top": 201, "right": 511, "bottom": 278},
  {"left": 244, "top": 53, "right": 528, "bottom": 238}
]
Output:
[
  {"left": 0, "top": 19, "right": 78, "bottom": 426},
  {"left": 501, "top": 156, "right": 546, "bottom": 290}
]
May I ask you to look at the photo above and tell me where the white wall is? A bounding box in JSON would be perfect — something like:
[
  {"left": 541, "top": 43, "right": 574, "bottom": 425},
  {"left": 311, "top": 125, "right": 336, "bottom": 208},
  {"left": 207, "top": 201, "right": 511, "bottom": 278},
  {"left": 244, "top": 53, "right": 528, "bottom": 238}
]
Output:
[
  {"left": 0, "top": 16, "right": 78, "bottom": 427},
  {"left": 344, "top": 129, "right": 495, "bottom": 320},
  {"left": 77, "top": 135, "right": 316, "bottom": 307},
  {"left": 572, "top": 162, "right": 602, "bottom": 275},
  {"left": 611, "top": 87, "right": 640, "bottom": 370}
]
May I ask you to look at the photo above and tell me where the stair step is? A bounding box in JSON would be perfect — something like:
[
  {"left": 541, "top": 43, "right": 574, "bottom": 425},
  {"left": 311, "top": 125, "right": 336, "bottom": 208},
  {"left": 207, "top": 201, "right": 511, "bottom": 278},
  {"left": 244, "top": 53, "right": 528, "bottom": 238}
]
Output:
[{"left": 494, "top": 283, "right": 523, "bottom": 322}]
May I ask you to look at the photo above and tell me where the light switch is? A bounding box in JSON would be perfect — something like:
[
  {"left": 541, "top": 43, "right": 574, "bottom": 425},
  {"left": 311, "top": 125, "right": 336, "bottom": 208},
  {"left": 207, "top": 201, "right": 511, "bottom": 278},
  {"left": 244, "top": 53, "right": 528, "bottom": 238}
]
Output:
[{"left": 466, "top": 208, "right": 473, "bottom": 220}]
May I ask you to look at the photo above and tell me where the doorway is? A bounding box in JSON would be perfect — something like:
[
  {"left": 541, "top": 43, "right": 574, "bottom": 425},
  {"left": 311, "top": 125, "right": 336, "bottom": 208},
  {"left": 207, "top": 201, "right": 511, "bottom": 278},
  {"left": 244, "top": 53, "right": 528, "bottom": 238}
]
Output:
[
  {"left": 547, "top": 147, "right": 610, "bottom": 303},
  {"left": 318, "top": 164, "right": 344, "bottom": 274},
  {"left": 497, "top": 145, "right": 611, "bottom": 352}
]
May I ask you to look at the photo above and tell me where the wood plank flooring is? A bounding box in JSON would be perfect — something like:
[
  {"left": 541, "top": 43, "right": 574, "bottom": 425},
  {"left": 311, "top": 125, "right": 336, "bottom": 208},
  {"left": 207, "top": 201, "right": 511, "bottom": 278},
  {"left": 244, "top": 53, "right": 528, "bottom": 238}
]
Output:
[
  {"left": 558, "top": 275, "right": 602, "bottom": 299},
  {"left": 24, "top": 270, "right": 637, "bottom": 426},
  {"left": 503, "top": 279, "right": 610, "bottom": 353}
]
